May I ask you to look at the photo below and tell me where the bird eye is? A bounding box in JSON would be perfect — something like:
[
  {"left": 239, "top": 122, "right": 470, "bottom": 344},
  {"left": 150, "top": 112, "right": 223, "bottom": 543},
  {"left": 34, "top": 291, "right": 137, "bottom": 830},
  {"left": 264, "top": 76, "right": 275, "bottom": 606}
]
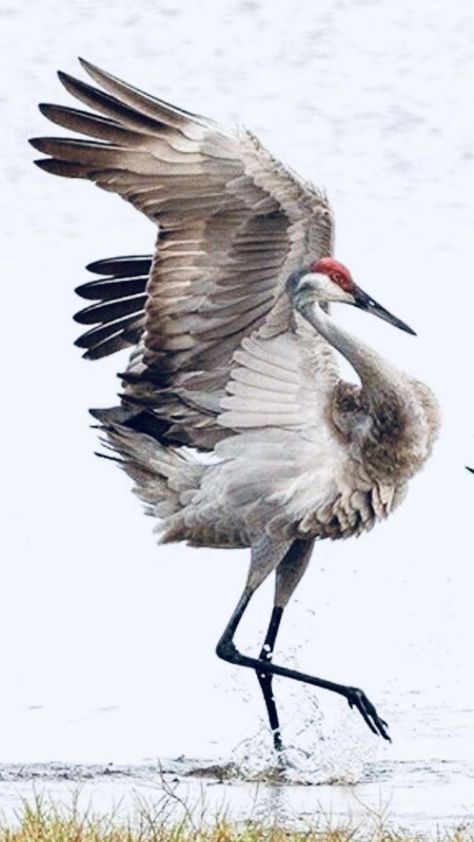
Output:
[{"left": 331, "top": 272, "right": 342, "bottom": 283}]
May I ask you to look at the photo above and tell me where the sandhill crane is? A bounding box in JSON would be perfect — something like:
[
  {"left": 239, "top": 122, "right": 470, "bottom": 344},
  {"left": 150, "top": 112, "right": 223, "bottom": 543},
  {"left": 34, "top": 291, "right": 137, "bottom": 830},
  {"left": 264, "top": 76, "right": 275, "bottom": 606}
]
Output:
[{"left": 31, "top": 59, "right": 440, "bottom": 754}]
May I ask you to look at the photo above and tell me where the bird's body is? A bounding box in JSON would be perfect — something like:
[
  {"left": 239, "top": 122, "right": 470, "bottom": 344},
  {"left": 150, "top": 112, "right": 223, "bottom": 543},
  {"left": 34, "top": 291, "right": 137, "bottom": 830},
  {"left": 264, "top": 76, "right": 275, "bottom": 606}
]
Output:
[
  {"left": 32, "top": 60, "right": 440, "bottom": 751},
  {"left": 112, "top": 317, "right": 436, "bottom": 551}
]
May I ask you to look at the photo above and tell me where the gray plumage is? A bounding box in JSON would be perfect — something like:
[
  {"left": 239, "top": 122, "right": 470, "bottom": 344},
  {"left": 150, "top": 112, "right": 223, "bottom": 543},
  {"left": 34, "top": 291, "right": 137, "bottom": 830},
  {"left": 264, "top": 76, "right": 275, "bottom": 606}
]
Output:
[{"left": 32, "top": 60, "right": 440, "bottom": 749}]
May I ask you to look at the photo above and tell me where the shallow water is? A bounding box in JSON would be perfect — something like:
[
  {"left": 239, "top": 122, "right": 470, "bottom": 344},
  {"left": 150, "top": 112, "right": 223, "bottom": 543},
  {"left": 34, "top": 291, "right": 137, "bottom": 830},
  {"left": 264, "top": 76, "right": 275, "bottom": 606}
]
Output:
[
  {"left": 1, "top": 697, "right": 473, "bottom": 831},
  {"left": 1, "top": 0, "right": 474, "bottom": 832},
  {"left": 1, "top": 740, "right": 473, "bottom": 832}
]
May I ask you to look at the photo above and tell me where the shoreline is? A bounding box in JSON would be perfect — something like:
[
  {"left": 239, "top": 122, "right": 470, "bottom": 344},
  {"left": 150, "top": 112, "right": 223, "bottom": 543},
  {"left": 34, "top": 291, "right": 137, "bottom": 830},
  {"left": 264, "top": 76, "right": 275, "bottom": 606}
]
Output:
[{"left": 0, "top": 761, "right": 472, "bottom": 834}]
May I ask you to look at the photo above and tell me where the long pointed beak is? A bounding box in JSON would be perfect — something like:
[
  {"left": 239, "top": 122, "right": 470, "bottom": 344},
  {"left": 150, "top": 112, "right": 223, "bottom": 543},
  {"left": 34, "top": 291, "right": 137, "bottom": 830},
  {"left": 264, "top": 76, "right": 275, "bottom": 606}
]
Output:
[{"left": 352, "top": 287, "right": 416, "bottom": 336}]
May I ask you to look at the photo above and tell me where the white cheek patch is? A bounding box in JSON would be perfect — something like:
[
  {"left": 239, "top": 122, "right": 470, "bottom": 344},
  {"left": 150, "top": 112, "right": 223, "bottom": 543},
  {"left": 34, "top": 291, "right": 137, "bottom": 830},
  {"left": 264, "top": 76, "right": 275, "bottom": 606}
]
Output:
[
  {"left": 294, "top": 273, "right": 355, "bottom": 304},
  {"left": 315, "top": 274, "right": 351, "bottom": 302},
  {"left": 329, "top": 281, "right": 356, "bottom": 304}
]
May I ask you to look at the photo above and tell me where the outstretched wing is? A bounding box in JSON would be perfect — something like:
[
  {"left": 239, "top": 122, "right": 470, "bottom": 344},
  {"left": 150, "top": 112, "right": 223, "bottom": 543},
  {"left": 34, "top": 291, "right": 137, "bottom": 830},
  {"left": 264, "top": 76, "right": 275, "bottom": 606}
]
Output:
[{"left": 33, "top": 59, "right": 334, "bottom": 448}]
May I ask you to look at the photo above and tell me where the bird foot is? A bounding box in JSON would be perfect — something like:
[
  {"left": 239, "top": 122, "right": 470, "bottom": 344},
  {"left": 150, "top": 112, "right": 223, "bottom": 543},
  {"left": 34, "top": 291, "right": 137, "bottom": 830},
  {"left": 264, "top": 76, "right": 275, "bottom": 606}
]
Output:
[{"left": 345, "top": 686, "right": 390, "bottom": 741}]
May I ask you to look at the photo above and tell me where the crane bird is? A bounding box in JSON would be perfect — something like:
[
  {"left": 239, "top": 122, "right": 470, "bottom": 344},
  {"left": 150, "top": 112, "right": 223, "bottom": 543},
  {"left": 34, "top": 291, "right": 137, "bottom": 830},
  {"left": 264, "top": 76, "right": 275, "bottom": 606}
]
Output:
[{"left": 31, "top": 59, "right": 440, "bottom": 753}]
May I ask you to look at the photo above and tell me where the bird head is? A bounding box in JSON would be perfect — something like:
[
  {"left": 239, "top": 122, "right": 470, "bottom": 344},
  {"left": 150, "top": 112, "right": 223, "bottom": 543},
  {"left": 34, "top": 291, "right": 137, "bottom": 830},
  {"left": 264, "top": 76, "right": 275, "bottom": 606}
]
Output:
[{"left": 286, "top": 257, "right": 415, "bottom": 335}]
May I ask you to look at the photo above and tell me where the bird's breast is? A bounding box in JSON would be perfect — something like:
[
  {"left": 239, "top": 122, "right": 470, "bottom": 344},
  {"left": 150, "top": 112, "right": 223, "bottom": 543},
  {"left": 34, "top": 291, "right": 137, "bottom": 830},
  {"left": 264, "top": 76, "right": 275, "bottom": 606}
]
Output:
[{"left": 291, "top": 474, "right": 407, "bottom": 541}]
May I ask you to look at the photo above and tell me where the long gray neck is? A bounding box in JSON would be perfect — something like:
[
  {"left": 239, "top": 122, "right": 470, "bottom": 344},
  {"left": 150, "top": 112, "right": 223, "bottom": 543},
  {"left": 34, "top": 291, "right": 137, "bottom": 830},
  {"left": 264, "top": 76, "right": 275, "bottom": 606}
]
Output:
[
  {"left": 294, "top": 296, "right": 437, "bottom": 488},
  {"left": 296, "top": 298, "right": 406, "bottom": 399}
]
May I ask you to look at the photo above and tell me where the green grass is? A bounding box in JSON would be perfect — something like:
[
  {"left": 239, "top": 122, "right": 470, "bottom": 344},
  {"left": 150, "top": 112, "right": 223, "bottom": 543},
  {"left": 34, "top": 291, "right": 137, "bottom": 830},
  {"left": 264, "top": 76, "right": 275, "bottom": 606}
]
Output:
[{"left": 0, "top": 798, "right": 472, "bottom": 842}]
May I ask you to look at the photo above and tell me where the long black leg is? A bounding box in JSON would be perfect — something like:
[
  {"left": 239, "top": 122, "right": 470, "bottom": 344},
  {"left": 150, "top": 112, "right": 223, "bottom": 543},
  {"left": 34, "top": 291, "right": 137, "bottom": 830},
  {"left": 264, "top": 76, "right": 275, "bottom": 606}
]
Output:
[
  {"left": 255, "top": 538, "right": 313, "bottom": 752},
  {"left": 216, "top": 588, "right": 390, "bottom": 742},
  {"left": 256, "top": 606, "right": 284, "bottom": 752}
]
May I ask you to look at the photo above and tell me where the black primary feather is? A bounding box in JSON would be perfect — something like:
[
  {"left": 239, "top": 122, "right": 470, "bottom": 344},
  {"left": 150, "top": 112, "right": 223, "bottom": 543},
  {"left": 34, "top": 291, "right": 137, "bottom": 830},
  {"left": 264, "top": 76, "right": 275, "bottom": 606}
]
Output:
[{"left": 73, "top": 254, "right": 152, "bottom": 359}]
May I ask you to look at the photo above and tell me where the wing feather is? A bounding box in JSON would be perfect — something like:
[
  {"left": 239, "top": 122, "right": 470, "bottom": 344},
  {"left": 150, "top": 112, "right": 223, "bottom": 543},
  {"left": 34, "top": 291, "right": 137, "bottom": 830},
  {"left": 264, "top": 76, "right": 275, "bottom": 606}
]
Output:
[
  {"left": 73, "top": 255, "right": 151, "bottom": 358},
  {"left": 34, "top": 60, "right": 335, "bottom": 449},
  {"left": 218, "top": 323, "right": 338, "bottom": 434}
]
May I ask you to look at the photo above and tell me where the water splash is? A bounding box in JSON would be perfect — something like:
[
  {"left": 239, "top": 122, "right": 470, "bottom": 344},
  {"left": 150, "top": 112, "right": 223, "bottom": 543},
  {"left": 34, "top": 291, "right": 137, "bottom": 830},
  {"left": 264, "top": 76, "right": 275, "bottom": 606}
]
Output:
[{"left": 222, "top": 681, "right": 377, "bottom": 785}]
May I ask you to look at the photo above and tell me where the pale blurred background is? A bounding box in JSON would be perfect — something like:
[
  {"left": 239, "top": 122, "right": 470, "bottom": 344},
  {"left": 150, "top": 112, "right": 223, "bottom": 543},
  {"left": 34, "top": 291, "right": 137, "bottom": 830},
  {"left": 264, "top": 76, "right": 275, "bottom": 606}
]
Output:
[{"left": 1, "top": 0, "right": 473, "bottom": 826}]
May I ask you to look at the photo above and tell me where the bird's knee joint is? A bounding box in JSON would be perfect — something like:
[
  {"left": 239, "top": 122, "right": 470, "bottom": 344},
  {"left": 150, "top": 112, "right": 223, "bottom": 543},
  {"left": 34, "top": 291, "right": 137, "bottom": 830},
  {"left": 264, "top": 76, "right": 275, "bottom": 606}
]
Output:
[{"left": 216, "top": 639, "right": 241, "bottom": 664}]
